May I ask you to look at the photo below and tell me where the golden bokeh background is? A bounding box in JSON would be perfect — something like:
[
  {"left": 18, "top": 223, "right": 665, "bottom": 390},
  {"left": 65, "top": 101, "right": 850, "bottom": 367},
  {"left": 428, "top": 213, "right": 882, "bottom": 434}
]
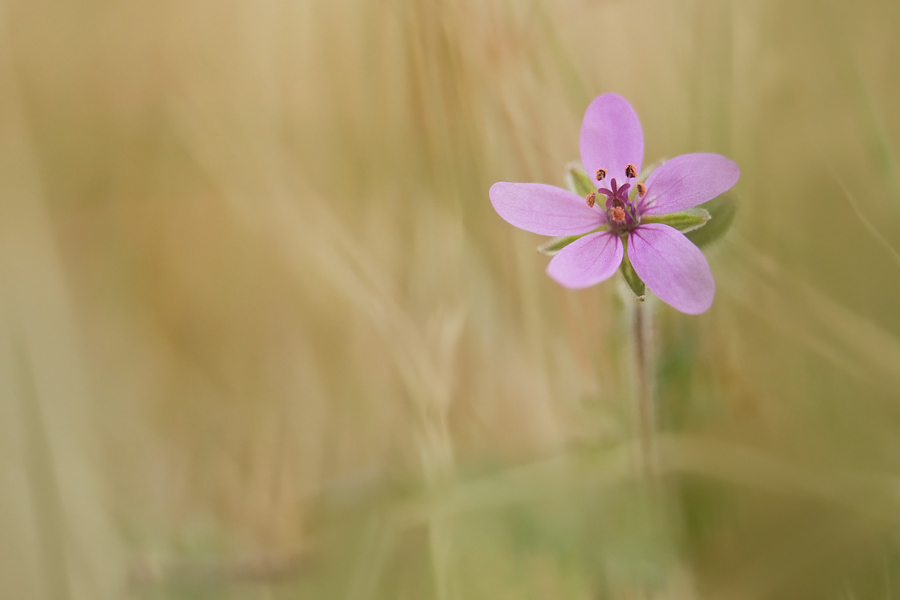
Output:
[{"left": 2, "top": 0, "right": 900, "bottom": 598}]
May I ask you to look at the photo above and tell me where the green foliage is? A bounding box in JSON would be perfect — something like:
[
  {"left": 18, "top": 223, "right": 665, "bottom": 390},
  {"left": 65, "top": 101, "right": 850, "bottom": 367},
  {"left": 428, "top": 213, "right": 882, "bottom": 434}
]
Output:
[
  {"left": 537, "top": 228, "right": 606, "bottom": 256},
  {"left": 641, "top": 208, "right": 711, "bottom": 234},
  {"left": 564, "top": 162, "right": 597, "bottom": 197},
  {"left": 537, "top": 234, "right": 582, "bottom": 256},
  {"left": 684, "top": 194, "right": 737, "bottom": 248},
  {"left": 620, "top": 238, "right": 646, "bottom": 299}
]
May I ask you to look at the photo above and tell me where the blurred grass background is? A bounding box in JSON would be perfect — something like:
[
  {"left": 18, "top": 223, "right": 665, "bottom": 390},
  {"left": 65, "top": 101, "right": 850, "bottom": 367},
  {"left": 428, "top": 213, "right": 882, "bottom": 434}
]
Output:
[{"left": 2, "top": 0, "right": 900, "bottom": 598}]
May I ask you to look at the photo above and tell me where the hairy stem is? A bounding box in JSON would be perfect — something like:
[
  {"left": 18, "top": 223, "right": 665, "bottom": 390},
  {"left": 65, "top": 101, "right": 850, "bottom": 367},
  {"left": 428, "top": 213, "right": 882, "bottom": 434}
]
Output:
[{"left": 632, "top": 298, "right": 658, "bottom": 478}]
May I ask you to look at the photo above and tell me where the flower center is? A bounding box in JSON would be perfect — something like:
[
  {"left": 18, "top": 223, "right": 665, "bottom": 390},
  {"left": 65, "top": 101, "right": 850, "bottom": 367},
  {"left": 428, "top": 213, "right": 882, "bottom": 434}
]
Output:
[{"left": 597, "top": 169, "right": 641, "bottom": 233}]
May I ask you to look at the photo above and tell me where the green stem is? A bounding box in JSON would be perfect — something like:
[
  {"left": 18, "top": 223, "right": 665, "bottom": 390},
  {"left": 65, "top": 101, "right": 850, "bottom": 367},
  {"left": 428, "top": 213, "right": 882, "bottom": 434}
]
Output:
[{"left": 632, "top": 297, "right": 658, "bottom": 479}]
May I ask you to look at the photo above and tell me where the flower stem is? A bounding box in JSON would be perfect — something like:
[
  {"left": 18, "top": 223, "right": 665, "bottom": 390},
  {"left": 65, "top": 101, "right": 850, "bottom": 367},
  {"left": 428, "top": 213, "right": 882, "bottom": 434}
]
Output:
[{"left": 632, "top": 297, "right": 658, "bottom": 479}]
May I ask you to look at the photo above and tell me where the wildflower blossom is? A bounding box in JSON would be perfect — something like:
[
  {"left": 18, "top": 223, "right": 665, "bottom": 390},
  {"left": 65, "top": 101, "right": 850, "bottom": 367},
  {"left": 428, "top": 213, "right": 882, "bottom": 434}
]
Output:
[{"left": 489, "top": 93, "right": 740, "bottom": 314}]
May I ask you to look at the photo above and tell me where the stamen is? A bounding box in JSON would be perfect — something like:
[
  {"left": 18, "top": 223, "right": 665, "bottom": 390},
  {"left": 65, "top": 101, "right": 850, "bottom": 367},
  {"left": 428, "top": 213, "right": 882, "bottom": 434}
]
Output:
[
  {"left": 636, "top": 182, "right": 646, "bottom": 197},
  {"left": 585, "top": 192, "right": 596, "bottom": 208},
  {"left": 610, "top": 206, "right": 626, "bottom": 223},
  {"left": 625, "top": 164, "right": 637, "bottom": 179},
  {"left": 595, "top": 168, "right": 607, "bottom": 181}
]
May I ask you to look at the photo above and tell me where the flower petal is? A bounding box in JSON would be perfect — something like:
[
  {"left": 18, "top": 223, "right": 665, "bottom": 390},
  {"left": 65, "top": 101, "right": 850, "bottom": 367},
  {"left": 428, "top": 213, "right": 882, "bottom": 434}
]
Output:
[
  {"left": 490, "top": 182, "right": 604, "bottom": 236},
  {"left": 546, "top": 231, "right": 623, "bottom": 289},
  {"left": 580, "top": 93, "right": 644, "bottom": 184},
  {"left": 639, "top": 153, "right": 740, "bottom": 216},
  {"left": 628, "top": 224, "right": 714, "bottom": 314}
]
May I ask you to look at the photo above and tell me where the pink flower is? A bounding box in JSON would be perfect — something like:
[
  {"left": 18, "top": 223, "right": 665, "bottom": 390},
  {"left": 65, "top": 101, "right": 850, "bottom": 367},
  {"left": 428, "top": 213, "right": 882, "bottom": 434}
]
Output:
[{"left": 489, "top": 94, "right": 740, "bottom": 314}]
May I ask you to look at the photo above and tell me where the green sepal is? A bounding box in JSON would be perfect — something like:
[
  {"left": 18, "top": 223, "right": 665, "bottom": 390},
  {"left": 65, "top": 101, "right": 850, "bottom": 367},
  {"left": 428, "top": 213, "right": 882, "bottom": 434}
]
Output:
[
  {"left": 684, "top": 193, "right": 737, "bottom": 248},
  {"left": 538, "top": 235, "right": 583, "bottom": 256},
  {"left": 537, "top": 226, "right": 608, "bottom": 256},
  {"left": 641, "top": 208, "right": 711, "bottom": 233},
  {"left": 564, "top": 162, "right": 596, "bottom": 197},
  {"left": 620, "top": 237, "right": 646, "bottom": 299}
]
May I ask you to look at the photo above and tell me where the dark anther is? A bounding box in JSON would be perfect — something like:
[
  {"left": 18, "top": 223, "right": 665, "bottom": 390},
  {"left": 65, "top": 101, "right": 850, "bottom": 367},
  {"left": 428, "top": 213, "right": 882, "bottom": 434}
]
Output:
[
  {"left": 595, "top": 168, "right": 607, "bottom": 181},
  {"left": 625, "top": 164, "right": 637, "bottom": 179},
  {"left": 636, "top": 182, "right": 647, "bottom": 197}
]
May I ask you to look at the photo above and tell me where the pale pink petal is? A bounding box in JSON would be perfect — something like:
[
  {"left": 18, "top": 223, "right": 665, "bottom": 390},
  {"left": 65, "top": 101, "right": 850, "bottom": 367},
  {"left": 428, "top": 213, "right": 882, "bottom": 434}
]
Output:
[
  {"left": 489, "top": 182, "right": 604, "bottom": 236},
  {"left": 639, "top": 153, "right": 740, "bottom": 216},
  {"left": 628, "top": 224, "right": 714, "bottom": 314},
  {"left": 580, "top": 93, "right": 644, "bottom": 184},
  {"left": 546, "top": 231, "right": 623, "bottom": 289}
]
